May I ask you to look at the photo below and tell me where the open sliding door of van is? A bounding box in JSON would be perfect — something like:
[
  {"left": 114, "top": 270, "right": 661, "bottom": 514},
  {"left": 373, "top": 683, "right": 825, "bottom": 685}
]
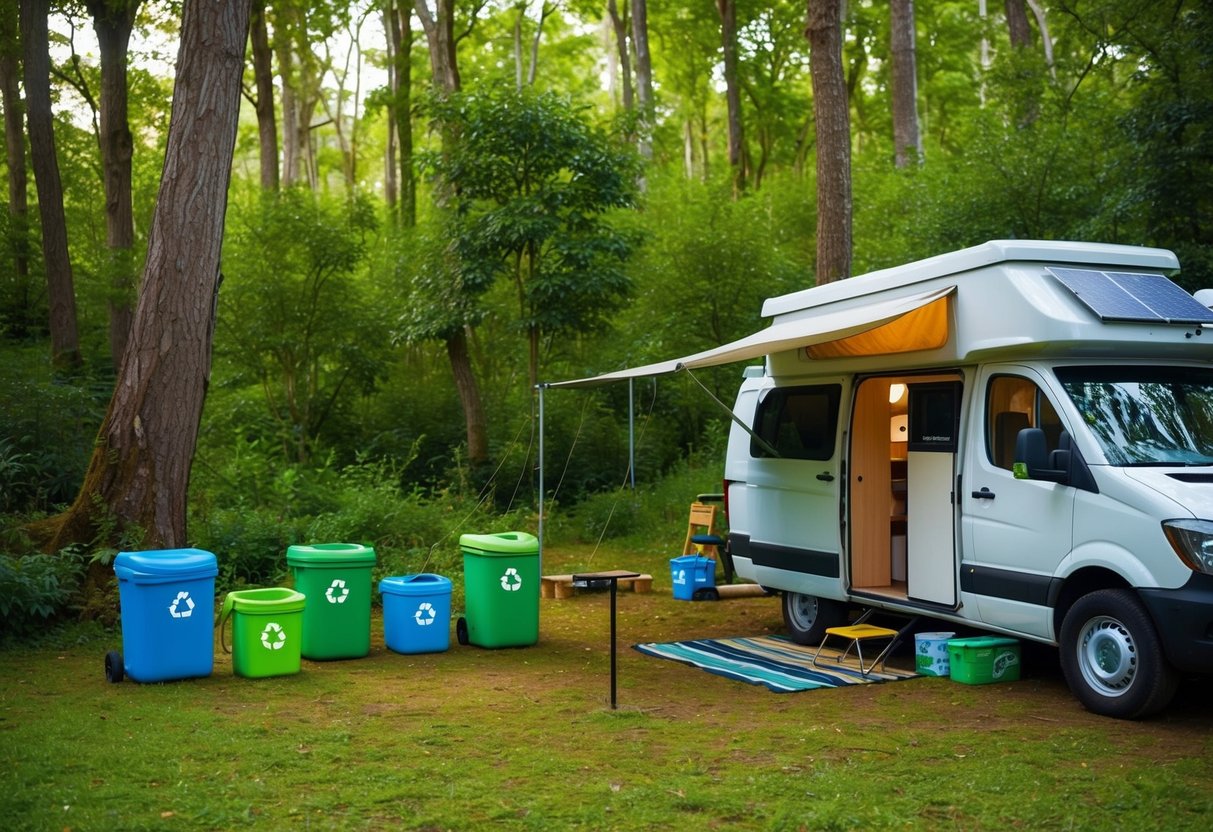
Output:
[{"left": 849, "top": 373, "right": 962, "bottom": 607}]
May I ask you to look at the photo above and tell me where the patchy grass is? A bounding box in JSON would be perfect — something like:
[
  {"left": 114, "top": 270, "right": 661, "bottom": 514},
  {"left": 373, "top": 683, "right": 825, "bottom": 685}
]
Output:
[{"left": 1, "top": 543, "right": 1211, "bottom": 830}]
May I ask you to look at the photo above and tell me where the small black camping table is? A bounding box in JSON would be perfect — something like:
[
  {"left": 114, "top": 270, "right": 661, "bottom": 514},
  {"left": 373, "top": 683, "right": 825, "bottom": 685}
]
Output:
[{"left": 571, "top": 570, "right": 641, "bottom": 709}]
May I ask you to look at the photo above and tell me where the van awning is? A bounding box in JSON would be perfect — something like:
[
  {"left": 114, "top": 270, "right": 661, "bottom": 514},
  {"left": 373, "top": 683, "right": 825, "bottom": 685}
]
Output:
[{"left": 544, "top": 284, "right": 956, "bottom": 389}]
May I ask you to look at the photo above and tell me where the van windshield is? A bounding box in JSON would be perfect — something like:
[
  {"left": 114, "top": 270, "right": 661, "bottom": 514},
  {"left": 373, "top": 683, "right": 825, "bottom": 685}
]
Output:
[{"left": 1055, "top": 366, "right": 1213, "bottom": 466}]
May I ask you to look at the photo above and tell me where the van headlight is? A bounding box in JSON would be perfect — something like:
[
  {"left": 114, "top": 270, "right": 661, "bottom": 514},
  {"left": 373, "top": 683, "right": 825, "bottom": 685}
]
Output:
[{"left": 1163, "top": 519, "right": 1213, "bottom": 574}]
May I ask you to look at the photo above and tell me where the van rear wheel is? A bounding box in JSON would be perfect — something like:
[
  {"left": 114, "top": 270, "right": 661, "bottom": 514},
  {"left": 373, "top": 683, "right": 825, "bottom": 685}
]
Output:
[
  {"left": 1059, "top": 589, "right": 1178, "bottom": 719},
  {"left": 782, "top": 592, "right": 847, "bottom": 645}
]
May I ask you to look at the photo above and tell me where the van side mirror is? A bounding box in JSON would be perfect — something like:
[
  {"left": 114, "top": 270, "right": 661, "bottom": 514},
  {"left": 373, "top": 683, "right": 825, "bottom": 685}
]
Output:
[{"left": 1012, "top": 428, "right": 1069, "bottom": 483}]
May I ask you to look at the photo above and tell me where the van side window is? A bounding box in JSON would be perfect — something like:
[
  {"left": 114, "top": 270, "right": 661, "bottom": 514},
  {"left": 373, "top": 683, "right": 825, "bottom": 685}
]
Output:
[
  {"left": 986, "top": 376, "right": 1062, "bottom": 470},
  {"left": 751, "top": 385, "right": 841, "bottom": 460}
]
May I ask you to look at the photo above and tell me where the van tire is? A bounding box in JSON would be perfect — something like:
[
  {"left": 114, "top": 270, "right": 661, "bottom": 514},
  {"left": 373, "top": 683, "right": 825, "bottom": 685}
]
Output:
[
  {"left": 1059, "top": 589, "right": 1178, "bottom": 719},
  {"left": 782, "top": 592, "right": 847, "bottom": 645}
]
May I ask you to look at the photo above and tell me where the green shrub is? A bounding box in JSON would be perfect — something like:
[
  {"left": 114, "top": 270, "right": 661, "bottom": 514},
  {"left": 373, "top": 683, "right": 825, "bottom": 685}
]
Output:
[{"left": 0, "top": 549, "right": 87, "bottom": 639}]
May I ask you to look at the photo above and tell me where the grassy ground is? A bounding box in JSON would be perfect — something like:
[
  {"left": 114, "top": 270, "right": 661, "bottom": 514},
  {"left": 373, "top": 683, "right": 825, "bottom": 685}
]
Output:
[{"left": 2, "top": 542, "right": 1211, "bottom": 831}]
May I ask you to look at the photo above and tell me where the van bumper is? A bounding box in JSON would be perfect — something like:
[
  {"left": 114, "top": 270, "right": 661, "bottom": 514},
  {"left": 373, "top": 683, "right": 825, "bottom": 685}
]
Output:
[{"left": 1138, "top": 572, "right": 1213, "bottom": 673}]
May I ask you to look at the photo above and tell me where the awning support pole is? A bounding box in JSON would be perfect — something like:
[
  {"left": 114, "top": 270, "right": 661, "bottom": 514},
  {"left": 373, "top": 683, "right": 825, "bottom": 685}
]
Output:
[
  {"left": 537, "top": 383, "right": 545, "bottom": 572},
  {"left": 679, "top": 364, "right": 782, "bottom": 459},
  {"left": 628, "top": 378, "right": 636, "bottom": 490}
]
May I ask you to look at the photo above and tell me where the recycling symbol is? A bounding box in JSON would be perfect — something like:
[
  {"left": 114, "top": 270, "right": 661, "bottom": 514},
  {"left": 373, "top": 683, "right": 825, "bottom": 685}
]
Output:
[
  {"left": 168, "top": 591, "right": 195, "bottom": 619},
  {"left": 260, "top": 622, "right": 287, "bottom": 650},
  {"left": 500, "top": 567, "right": 522, "bottom": 592},
  {"left": 325, "top": 579, "right": 350, "bottom": 604},
  {"left": 414, "top": 602, "right": 436, "bottom": 626},
  {"left": 673, "top": 569, "right": 687, "bottom": 585}
]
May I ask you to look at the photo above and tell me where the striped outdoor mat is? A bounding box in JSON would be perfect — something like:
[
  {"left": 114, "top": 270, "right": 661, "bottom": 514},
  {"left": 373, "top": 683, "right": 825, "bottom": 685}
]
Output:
[{"left": 633, "top": 634, "right": 919, "bottom": 692}]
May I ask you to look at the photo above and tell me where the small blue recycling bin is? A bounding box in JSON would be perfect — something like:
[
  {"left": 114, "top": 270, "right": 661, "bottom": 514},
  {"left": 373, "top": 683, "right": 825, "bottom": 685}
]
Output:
[
  {"left": 110, "top": 549, "right": 218, "bottom": 683},
  {"left": 380, "top": 573, "right": 452, "bottom": 654},
  {"left": 670, "top": 555, "right": 715, "bottom": 601}
]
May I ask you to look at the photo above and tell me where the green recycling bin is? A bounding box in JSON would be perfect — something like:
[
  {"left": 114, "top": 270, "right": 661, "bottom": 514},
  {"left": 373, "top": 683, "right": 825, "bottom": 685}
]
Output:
[
  {"left": 286, "top": 542, "right": 376, "bottom": 660},
  {"left": 218, "top": 587, "right": 306, "bottom": 679},
  {"left": 457, "top": 531, "right": 540, "bottom": 648}
]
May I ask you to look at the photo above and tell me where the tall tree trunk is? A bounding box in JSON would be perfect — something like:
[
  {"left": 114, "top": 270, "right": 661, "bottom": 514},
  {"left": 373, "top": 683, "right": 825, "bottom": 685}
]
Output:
[
  {"left": 89, "top": 0, "right": 141, "bottom": 369},
  {"left": 249, "top": 0, "right": 278, "bottom": 190},
  {"left": 606, "top": 0, "right": 633, "bottom": 112},
  {"left": 805, "top": 0, "right": 852, "bottom": 284},
  {"left": 446, "top": 326, "right": 489, "bottom": 468},
  {"left": 21, "top": 0, "right": 82, "bottom": 369},
  {"left": 1, "top": 6, "right": 31, "bottom": 323},
  {"left": 414, "top": 0, "right": 460, "bottom": 92},
  {"left": 889, "top": 0, "right": 922, "bottom": 168},
  {"left": 386, "top": 1, "right": 415, "bottom": 226},
  {"left": 526, "top": 2, "right": 551, "bottom": 86},
  {"left": 49, "top": 0, "right": 252, "bottom": 552},
  {"left": 717, "top": 0, "right": 746, "bottom": 198},
  {"left": 631, "top": 0, "right": 652, "bottom": 161},
  {"left": 1004, "top": 0, "right": 1032, "bottom": 49},
  {"left": 415, "top": 0, "right": 489, "bottom": 468}
]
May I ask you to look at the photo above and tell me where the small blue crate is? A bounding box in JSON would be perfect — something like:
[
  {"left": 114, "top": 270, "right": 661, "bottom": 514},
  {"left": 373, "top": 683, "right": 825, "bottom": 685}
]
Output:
[{"left": 670, "top": 555, "right": 715, "bottom": 601}]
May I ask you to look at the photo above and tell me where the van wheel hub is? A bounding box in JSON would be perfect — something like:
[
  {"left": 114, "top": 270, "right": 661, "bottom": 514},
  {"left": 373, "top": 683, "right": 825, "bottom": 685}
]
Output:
[{"left": 1078, "top": 615, "right": 1136, "bottom": 696}]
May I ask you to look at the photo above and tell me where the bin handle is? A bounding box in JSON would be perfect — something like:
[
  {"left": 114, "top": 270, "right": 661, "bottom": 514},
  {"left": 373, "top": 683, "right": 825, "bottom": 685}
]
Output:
[{"left": 216, "top": 594, "right": 235, "bottom": 654}]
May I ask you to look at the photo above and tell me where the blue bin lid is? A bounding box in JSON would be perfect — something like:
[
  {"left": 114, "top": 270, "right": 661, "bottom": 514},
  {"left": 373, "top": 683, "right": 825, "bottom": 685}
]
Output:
[
  {"left": 114, "top": 548, "right": 218, "bottom": 582},
  {"left": 379, "top": 573, "right": 452, "bottom": 597}
]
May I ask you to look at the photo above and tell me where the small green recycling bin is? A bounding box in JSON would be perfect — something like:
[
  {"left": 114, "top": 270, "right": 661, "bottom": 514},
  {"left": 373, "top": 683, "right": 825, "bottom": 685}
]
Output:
[
  {"left": 286, "top": 542, "right": 376, "bottom": 660},
  {"left": 218, "top": 588, "right": 306, "bottom": 679},
  {"left": 457, "top": 531, "right": 539, "bottom": 648}
]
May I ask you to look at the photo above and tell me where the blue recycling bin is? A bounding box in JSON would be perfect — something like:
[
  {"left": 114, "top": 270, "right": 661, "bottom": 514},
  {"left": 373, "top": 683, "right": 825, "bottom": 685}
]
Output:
[
  {"left": 380, "top": 574, "right": 453, "bottom": 654},
  {"left": 670, "top": 555, "right": 716, "bottom": 601},
  {"left": 108, "top": 549, "right": 218, "bottom": 683}
]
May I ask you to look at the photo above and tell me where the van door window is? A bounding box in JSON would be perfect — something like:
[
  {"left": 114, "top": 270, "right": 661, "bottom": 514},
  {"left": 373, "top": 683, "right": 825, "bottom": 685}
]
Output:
[
  {"left": 752, "top": 385, "right": 842, "bottom": 460},
  {"left": 986, "top": 375, "right": 1062, "bottom": 470}
]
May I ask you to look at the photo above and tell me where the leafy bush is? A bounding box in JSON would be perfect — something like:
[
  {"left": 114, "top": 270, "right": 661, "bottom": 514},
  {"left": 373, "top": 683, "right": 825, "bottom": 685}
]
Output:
[{"left": 0, "top": 549, "right": 87, "bottom": 639}]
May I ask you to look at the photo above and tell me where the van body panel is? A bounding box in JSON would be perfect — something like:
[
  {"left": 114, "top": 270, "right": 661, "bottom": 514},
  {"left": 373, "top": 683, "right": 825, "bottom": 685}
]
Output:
[
  {"left": 714, "top": 241, "right": 1213, "bottom": 716},
  {"left": 1138, "top": 573, "right": 1213, "bottom": 671},
  {"left": 1122, "top": 469, "right": 1213, "bottom": 517}
]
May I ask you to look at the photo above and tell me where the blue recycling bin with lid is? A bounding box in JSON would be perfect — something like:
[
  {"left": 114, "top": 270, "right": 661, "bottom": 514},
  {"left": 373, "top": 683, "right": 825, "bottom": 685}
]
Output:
[
  {"left": 107, "top": 548, "right": 218, "bottom": 683},
  {"left": 380, "top": 574, "right": 453, "bottom": 654}
]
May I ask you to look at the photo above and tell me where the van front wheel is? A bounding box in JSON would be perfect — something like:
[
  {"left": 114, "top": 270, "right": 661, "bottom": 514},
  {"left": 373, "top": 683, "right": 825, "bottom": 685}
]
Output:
[
  {"left": 782, "top": 592, "right": 846, "bottom": 645},
  {"left": 1059, "top": 589, "right": 1178, "bottom": 719}
]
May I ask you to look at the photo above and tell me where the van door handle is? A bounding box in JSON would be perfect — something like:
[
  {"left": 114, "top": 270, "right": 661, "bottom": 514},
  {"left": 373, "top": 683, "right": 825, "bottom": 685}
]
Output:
[
  {"left": 971, "top": 487, "right": 995, "bottom": 499},
  {"left": 817, "top": 472, "right": 835, "bottom": 482}
]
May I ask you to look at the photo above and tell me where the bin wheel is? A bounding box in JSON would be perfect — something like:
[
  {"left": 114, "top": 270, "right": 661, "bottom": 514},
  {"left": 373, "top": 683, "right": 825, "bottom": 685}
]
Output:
[
  {"left": 456, "top": 617, "right": 469, "bottom": 646},
  {"left": 693, "top": 588, "right": 720, "bottom": 602},
  {"left": 105, "top": 651, "right": 124, "bottom": 684}
]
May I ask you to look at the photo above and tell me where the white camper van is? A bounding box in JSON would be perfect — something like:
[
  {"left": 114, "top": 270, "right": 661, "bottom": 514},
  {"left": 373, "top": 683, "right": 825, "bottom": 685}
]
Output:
[{"left": 720, "top": 240, "right": 1213, "bottom": 719}]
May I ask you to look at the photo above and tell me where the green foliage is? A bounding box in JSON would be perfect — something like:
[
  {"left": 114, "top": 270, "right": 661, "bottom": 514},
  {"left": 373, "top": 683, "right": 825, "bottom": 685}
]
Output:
[
  {"left": 217, "top": 187, "right": 391, "bottom": 463},
  {"left": 0, "top": 347, "right": 108, "bottom": 513},
  {"left": 0, "top": 549, "right": 87, "bottom": 639},
  {"left": 420, "top": 84, "right": 642, "bottom": 380}
]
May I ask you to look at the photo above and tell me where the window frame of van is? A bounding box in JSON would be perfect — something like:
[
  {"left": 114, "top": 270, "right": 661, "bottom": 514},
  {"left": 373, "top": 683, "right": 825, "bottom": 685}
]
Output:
[
  {"left": 985, "top": 374, "right": 1064, "bottom": 471},
  {"left": 750, "top": 384, "right": 843, "bottom": 461}
]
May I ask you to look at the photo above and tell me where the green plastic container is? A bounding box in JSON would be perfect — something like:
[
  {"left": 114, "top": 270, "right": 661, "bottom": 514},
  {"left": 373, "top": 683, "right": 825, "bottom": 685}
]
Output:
[
  {"left": 458, "top": 531, "right": 539, "bottom": 649},
  {"left": 286, "top": 543, "right": 376, "bottom": 660},
  {"left": 947, "top": 636, "right": 1021, "bottom": 685},
  {"left": 218, "top": 588, "right": 306, "bottom": 678}
]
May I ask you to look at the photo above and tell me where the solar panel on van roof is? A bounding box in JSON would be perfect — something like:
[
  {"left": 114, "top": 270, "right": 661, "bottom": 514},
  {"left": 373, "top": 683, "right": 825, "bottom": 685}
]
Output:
[{"left": 1048, "top": 267, "right": 1213, "bottom": 324}]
